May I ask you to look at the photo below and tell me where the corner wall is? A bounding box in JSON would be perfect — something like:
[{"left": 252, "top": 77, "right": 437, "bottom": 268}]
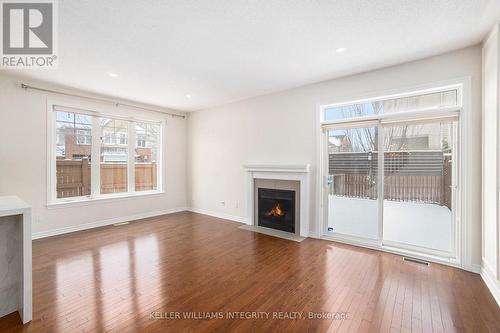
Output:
[
  {"left": 187, "top": 46, "right": 483, "bottom": 268},
  {"left": 0, "top": 74, "right": 188, "bottom": 237},
  {"left": 481, "top": 23, "right": 500, "bottom": 306}
]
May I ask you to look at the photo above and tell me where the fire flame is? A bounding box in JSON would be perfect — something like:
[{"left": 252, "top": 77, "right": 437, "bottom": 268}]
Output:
[{"left": 265, "top": 203, "right": 285, "bottom": 217}]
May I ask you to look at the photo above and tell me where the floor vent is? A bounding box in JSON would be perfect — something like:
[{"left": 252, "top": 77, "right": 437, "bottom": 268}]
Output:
[
  {"left": 113, "top": 221, "right": 130, "bottom": 227},
  {"left": 403, "top": 257, "right": 429, "bottom": 266}
]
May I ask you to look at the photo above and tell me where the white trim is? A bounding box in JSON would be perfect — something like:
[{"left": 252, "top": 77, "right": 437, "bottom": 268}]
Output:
[
  {"left": 308, "top": 231, "right": 320, "bottom": 239},
  {"left": 377, "top": 122, "right": 384, "bottom": 244},
  {"left": 91, "top": 116, "right": 101, "bottom": 196},
  {"left": 127, "top": 121, "right": 136, "bottom": 193},
  {"left": 382, "top": 239, "right": 454, "bottom": 259},
  {"left": 32, "top": 207, "right": 187, "bottom": 239},
  {"left": 243, "top": 164, "right": 310, "bottom": 173},
  {"left": 46, "top": 101, "right": 56, "bottom": 203},
  {"left": 460, "top": 77, "right": 473, "bottom": 272},
  {"left": 46, "top": 190, "right": 165, "bottom": 208},
  {"left": 158, "top": 119, "right": 166, "bottom": 193},
  {"left": 481, "top": 260, "right": 500, "bottom": 306},
  {"left": 321, "top": 106, "right": 460, "bottom": 127},
  {"left": 187, "top": 207, "right": 249, "bottom": 224},
  {"left": 467, "top": 264, "right": 482, "bottom": 274}
]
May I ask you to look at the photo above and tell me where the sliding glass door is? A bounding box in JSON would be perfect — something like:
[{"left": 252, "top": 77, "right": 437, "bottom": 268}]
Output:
[
  {"left": 321, "top": 86, "right": 461, "bottom": 261},
  {"left": 382, "top": 121, "right": 456, "bottom": 255},
  {"left": 326, "top": 125, "right": 379, "bottom": 240}
]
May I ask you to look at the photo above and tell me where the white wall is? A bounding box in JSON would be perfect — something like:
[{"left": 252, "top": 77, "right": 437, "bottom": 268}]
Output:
[
  {"left": 481, "top": 23, "right": 500, "bottom": 305},
  {"left": 188, "top": 45, "right": 483, "bottom": 266},
  {"left": 0, "top": 74, "right": 188, "bottom": 236}
]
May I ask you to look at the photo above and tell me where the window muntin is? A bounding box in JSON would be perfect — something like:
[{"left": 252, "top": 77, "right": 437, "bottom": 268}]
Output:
[
  {"left": 323, "top": 89, "right": 458, "bottom": 122},
  {"left": 52, "top": 109, "right": 162, "bottom": 202}
]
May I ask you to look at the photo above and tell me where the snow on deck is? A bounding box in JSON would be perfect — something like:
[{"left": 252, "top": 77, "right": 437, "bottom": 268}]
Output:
[{"left": 328, "top": 195, "right": 452, "bottom": 252}]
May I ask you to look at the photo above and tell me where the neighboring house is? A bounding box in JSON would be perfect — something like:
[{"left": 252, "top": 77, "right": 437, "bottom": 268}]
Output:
[
  {"left": 57, "top": 118, "right": 156, "bottom": 163},
  {"left": 328, "top": 134, "right": 351, "bottom": 153}
]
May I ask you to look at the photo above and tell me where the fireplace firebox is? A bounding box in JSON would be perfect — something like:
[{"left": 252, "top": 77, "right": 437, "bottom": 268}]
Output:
[{"left": 258, "top": 188, "right": 295, "bottom": 233}]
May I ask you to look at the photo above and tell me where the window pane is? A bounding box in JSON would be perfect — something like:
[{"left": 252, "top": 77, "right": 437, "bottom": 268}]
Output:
[
  {"left": 324, "top": 90, "right": 457, "bottom": 121},
  {"left": 100, "top": 118, "right": 128, "bottom": 194},
  {"left": 55, "top": 111, "right": 92, "bottom": 198},
  {"left": 135, "top": 122, "right": 160, "bottom": 191},
  {"left": 383, "top": 121, "right": 454, "bottom": 253},
  {"left": 327, "top": 126, "right": 379, "bottom": 239}
]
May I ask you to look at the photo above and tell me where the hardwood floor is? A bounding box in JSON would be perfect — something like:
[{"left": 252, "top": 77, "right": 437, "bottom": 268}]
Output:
[{"left": 0, "top": 211, "right": 498, "bottom": 332}]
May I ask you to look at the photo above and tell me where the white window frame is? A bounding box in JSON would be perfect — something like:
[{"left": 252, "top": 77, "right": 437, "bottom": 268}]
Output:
[
  {"left": 316, "top": 77, "right": 475, "bottom": 272},
  {"left": 47, "top": 99, "right": 165, "bottom": 207}
]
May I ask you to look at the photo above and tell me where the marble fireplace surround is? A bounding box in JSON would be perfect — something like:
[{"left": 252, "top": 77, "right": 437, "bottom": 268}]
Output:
[{"left": 243, "top": 165, "right": 310, "bottom": 239}]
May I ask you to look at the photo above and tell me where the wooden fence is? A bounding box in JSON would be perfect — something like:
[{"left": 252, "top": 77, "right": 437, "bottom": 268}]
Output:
[
  {"left": 56, "top": 158, "right": 157, "bottom": 198},
  {"left": 329, "top": 151, "right": 452, "bottom": 208}
]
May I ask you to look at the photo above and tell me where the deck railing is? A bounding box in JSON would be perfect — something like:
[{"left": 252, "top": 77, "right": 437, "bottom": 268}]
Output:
[{"left": 329, "top": 151, "right": 452, "bottom": 208}]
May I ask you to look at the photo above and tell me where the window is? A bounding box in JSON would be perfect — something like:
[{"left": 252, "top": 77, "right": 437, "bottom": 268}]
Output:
[
  {"left": 323, "top": 89, "right": 458, "bottom": 122},
  {"left": 50, "top": 106, "right": 163, "bottom": 203},
  {"left": 137, "top": 135, "right": 146, "bottom": 148},
  {"left": 75, "top": 129, "right": 91, "bottom": 145},
  {"left": 119, "top": 133, "right": 127, "bottom": 145},
  {"left": 55, "top": 111, "right": 92, "bottom": 198},
  {"left": 135, "top": 122, "right": 160, "bottom": 191}
]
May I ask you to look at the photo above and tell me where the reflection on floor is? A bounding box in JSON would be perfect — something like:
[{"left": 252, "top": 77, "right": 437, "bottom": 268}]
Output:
[{"left": 0, "top": 211, "right": 497, "bottom": 332}]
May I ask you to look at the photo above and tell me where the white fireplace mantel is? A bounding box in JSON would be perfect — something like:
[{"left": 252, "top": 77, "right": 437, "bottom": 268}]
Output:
[{"left": 244, "top": 164, "right": 311, "bottom": 238}]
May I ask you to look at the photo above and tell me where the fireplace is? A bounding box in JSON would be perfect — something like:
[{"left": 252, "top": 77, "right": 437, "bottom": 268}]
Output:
[
  {"left": 258, "top": 188, "right": 295, "bottom": 233},
  {"left": 245, "top": 165, "right": 310, "bottom": 239}
]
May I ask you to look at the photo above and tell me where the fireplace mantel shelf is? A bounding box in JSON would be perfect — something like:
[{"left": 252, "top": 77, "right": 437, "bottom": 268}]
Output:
[{"left": 243, "top": 164, "right": 310, "bottom": 173}]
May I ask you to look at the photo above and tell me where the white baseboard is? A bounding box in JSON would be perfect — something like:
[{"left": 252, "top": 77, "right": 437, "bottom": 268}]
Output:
[
  {"left": 187, "top": 207, "right": 250, "bottom": 224},
  {"left": 464, "top": 264, "right": 482, "bottom": 274},
  {"left": 308, "top": 231, "right": 320, "bottom": 239},
  {"left": 32, "top": 207, "right": 188, "bottom": 240},
  {"left": 481, "top": 260, "right": 500, "bottom": 307}
]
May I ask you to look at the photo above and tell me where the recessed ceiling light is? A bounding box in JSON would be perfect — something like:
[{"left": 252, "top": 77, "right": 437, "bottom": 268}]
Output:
[
  {"left": 335, "top": 47, "right": 346, "bottom": 53},
  {"left": 107, "top": 72, "right": 118, "bottom": 78},
  {"left": 185, "top": 94, "right": 192, "bottom": 99}
]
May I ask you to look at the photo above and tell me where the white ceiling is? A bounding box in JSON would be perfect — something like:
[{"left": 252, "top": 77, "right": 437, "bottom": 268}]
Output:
[{"left": 4, "top": 0, "right": 500, "bottom": 111}]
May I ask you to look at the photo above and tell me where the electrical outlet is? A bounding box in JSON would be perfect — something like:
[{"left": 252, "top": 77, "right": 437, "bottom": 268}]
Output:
[{"left": 220, "top": 201, "right": 225, "bottom": 206}]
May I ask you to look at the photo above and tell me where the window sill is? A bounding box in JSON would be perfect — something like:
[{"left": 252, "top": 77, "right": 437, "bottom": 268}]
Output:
[{"left": 46, "top": 190, "right": 165, "bottom": 209}]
